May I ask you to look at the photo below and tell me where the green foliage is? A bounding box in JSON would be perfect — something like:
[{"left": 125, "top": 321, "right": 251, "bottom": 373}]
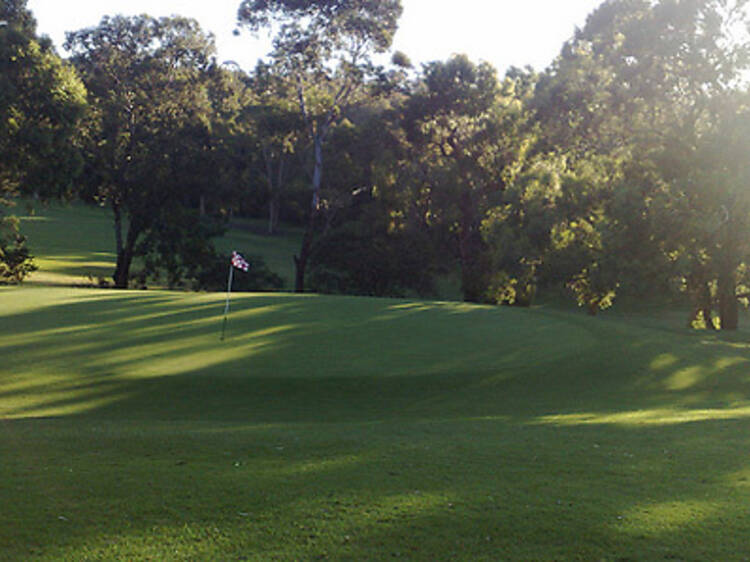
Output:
[
  {"left": 401, "top": 55, "right": 531, "bottom": 303},
  {"left": 0, "top": 0, "right": 86, "bottom": 282},
  {"left": 238, "top": 0, "right": 404, "bottom": 292},
  {"left": 0, "top": 0, "right": 36, "bottom": 35},
  {"left": 242, "top": 61, "right": 308, "bottom": 232},
  {"left": 566, "top": 265, "right": 618, "bottom": 315},
  {"left": 193, "top": 252, "right": 283, "bottom": 292},
  {"left": 525, "top": 0, "right": 750, "bottom": 326},
  {"left": 0, "top": 0, "right": 87, "bottom": 199},
  {"left": 308, "top": 207, "right": 436, "bottom": 298},
  {"left": 0, "top": 213, "right": 36, "bottom": 283},
  {"left": 481, "top": 154, "right": 562, "bottom": 306},
  {"left": 238, "top": 0, "right": 402, "bottom": 56},
  {"left": 483, "top": 270, "right": 536, "bottom": 307},
  {"left": 66, "top": 14, "right": 224, "bottom": 288},
  {"left": 133, "top": 208, "right": 226, "bottom": 290}
]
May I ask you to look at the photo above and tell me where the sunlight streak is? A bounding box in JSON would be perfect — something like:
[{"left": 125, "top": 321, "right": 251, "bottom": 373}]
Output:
[{"left": 535, "top": 405, "right": 750, "bottom": 427}]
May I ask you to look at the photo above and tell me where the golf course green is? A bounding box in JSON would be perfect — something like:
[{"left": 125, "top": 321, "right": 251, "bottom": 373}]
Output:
[{"left": 3, "top": 204, "right": 750, "bottom": 560}]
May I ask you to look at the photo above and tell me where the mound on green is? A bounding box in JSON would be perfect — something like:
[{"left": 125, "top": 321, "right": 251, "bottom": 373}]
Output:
[{"left": 2, "top": 286, "right": 750, "bottom": 560}]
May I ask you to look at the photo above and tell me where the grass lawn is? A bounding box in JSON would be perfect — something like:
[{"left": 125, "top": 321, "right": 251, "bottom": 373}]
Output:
[
  {"left": 17, "top": 202, "right": 302, "bottom": 289},
  {"left": 17, "top": 203, "right": 117, "bottom": 286},
  {"left": 3, "top": 285, "right": 750, "bottom": 560}
]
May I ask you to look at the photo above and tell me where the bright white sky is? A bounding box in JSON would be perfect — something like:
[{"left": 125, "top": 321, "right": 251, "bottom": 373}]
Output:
[{"left": 27, "top": 0, "right": 604, "bottom": 74}]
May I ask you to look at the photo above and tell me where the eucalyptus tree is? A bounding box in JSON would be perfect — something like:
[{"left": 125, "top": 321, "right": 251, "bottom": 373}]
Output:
[
  {"left": 402, "top": 55, "right": 529, "bottom": 302},
  {"left": 0, "top": 0, "right": 35, "bottom": 35},
  {"left": 237, "top": 0, "right": 403, "bottom": 291},
  {"left": 0, "top": 0, "right": 86, "bottom": 282},
  {"left": 531, "top": 0, "right": 750, "bottom": 326},
  {"left": 202, "top": 62, "right": 260, "bottom": 219},
  {"left": 66, "top": 15, "right": 219, "bottom": 288},
  {"left": 245, "top": 61, "right": 305, "bottom": 234}
]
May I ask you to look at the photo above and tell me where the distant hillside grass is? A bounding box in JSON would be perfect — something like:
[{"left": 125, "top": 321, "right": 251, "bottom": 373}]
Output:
[
  {"left": 17, "top": 201, "right": 302, "bottom": 288},
  {"left": 3, "top": 285, "right": 750, "bottom": 560}
]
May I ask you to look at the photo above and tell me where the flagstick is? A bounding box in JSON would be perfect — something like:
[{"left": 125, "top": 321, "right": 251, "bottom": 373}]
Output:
[{"left": 220, "top": 262, "right": 234, "bottom": 341}]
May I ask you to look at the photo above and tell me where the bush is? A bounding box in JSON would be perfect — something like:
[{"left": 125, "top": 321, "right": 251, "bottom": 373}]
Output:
[
  {"left": 0, "top": 215, "right": 37, "bottom": 284},
  {"left": 194, "top": 252, "right": 283, "bottom": 292},
  {"left": 307, "top": 222, "right": 435, "bottom": 298}
]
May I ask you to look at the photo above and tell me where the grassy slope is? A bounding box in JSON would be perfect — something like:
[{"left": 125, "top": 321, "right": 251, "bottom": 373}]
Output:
[
  {"left": 18, "top": 203, "right": 117, "bottom": 286},
  {"left": 3, "top": 285, "right": 750, "bottom": 561},
  {"left": 18, "top": 202, "right": 301, "bottom": 289}
]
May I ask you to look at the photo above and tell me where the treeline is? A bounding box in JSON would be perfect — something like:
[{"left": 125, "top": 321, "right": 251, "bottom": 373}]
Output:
[{"left": 4, "top": 0, "right": 750, "bottom": 330}]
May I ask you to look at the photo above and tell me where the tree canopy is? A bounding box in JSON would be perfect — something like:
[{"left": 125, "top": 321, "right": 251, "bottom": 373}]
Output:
[
  {"left": 237, "top": 0, "right": 404, "bottom": 292},
  {"left": 10, "top": 0, "right": 750, "bottom": 329},
  {"left": 66, "top": 14, "right": 221, "bottom": 288},
  {"left": 0, "top": 0, "right": 86, "bottom": 283}
]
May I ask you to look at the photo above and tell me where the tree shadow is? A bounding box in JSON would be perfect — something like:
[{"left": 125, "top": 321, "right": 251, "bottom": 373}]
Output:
[
  {"left": 4, "top": 288, "right": 750, "bottom": 558},
  {"left": 4, "top": 415, "right": 750, "bottom": 560}
]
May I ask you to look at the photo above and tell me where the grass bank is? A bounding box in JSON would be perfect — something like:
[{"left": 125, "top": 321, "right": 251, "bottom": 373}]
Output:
[{"left": 17, "top": 202, "right": 302, "bottom": 289}]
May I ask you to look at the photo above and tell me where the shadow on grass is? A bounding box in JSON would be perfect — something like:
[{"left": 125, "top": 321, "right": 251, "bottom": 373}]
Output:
[
  {"left": 4, "top": 288, "right": 750, "bottom": 421},
  {"left": 3, "top": 415, "right": 750, "bottom": 560},
  {"left": 4, "top": 287, "right": 750, "bottom": 559},
  {"left": 0, "top": 290, "right": 593, "bottom": 421}
]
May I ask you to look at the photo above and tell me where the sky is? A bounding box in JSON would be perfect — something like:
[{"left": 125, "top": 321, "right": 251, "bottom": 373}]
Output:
[{"left": 26, "top": 0, "right": 605, "bottom": 75}]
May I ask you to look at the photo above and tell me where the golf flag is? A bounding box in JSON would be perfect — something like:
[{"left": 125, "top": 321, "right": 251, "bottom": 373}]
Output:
[
  {"left": 231, "top": 251, "right": 250, "bottom": 271},
  {"left": 221, "top": 251, "right": 249, "bottom": 340}
]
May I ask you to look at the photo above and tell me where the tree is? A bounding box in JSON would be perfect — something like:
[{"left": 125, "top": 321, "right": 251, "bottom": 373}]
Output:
[
  {"left": 0, "top": 0, "right": 87, "bottom": 282},
  {"left": 0, "top": 0, "right": 35, "bottom": 35},
  {"left": 659, "top": 93, "right": 750, "bottom": 330},
  {"left": 402, "top": 55, "right": 529, "bottom": 302},
  {"left": 307, "top": 96, "right": 438, "bottom": 298},
  {"left": 66, "top": 15, "right": 221, "bottom": 288},
  {"left": 531, "top": 0, "right": 750, "bottom": 326},
  {"left": 246, "top": 61, "right": 305, "bottom": 234},
  {"left": 237, "top": 0, "right": 403, "bottom": 291},
  {"left": 0, "top": 0, "right": 87, "bottom": 194}
]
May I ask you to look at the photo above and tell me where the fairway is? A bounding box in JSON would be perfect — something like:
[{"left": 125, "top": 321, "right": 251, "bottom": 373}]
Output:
[
  {"left": 19, "top": 203, "right": 302, "bottom": 289},
  {"left": 3, "top": 286, "right": 750, "bottom": 560}
]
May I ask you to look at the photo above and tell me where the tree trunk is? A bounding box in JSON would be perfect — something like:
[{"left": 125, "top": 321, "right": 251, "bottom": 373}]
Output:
[
  {"left": 112, "top": 203, "right": 127, "bottom": 288},
  {"left": 262, "top": 146, "right": 283, "bottom": 235},
  {"left": 700, "top": 281, "right": 716, "bottom": 330},
  {"left": 460, "top": 245, "right": 484, "bottom": 303},
  {"left": 457, "top": 192, "right": 487, "bottom": 303},
  {"left": 113, "top": 202, "right": 124, "bottom": 260},
  {"left": 718, "top": 266, "right": 738, "bottom": 331},
  {"left": 687, "top": 273, "right": 716, "bottom": 330},
  {"left": 294, "top": 135, "right": 324, "bottom": 293},
  {"left": 113, "top": 247, "right": 134, "bottom": 289},
  {"left": 311, "top": 136, "right": 323, "bottom": 210},
  {"left": 112, "top": 209, "right": 139, "bottom": 289},
  {"left": 268, "top": 192, "right": 280, "bottom": 235},
  {"left": 294, "top": 219, "right": 315, "bottom": 293}
]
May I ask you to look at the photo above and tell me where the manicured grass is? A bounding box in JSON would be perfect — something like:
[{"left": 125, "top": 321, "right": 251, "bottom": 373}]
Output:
[
  {"left": 214, "top": 217, "right": 303, "bottom": 291},
  {"left": 17, "top": 202, "right": 117, "bottom": 285},
  {"left": 3, "top": 285, "right": 750, "bottom": 560},
  {"left": 17, "top": 202, "right": 302, "bottom": 289}
]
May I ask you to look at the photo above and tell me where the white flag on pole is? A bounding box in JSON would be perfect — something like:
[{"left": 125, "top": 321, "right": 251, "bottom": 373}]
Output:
[{"left": 221, "top": 251, "right": 249, "bottom": 340}]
